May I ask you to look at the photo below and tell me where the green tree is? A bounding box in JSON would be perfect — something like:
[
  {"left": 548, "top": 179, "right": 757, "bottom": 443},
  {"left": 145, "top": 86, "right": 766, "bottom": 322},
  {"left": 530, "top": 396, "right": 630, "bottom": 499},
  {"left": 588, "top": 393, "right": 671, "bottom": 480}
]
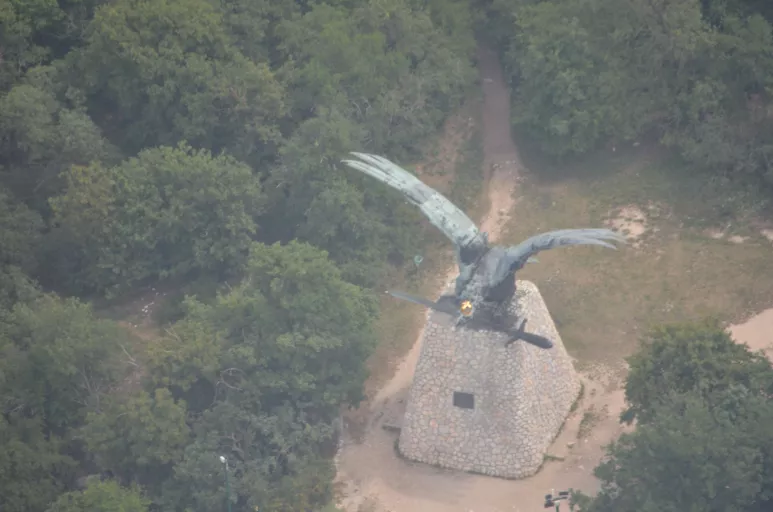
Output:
[
  {"left": 152, "top": 240, "right": 378, "bottom": 408},
  {"left": 145, "top": 313, "right": 224, "bottom": 394},
  {"left": 47, "top": 479, "right": 149, "bottom": 512},
  {"left": 0, "top": 186, "right": 43, "bottom": 269},
  {"left": 0, "top": 185, "right": 43, "bottom": 316},
  {"left": 503, "top": 0, "right": 717, "bottom": 155},
  {"left": 49, "top": 143, "right": 264, "bottom": 294},
  {"left": 151, "top": 241, "right": 378, "bottom": 510},
  {"left": 587, "top": 387, "right": 773, "bottom": 512},
  {"left": 0, "top": 0, "right": 50, "bottom": 89},
  {"left": 76, "top": 0, "right": 285, "bottom": 163},
  {"left": 0, "top": 415, "right": 75, "bottom": 512},
  {"left": 492, "top": 0, "right": 773, "bottom": 197},
  {"left": 161, "top": 402, "right": 336, "bottom": 512},
  {"left": 0, "top": 265, "right": 40, "bottom": 316},
  {"left": 419, "top": 0, "right": 479, "bottom": 56},
  {"left": 82, "top": 389, "right": 190, "bottom": 489},
  {"left": 268, "top": 107, "right": 425, "bottom": 285},
  {"left": 217, "top": 0, "right": 301, "bottom": 65},
  {"left": 0, "top": 79, "right": 116, "bottom": 208},
  {"left": 507, "top": 0, "right": 624, "bottom": 155},
  {"left": 621, "top": 319, "right": 773, "bottom": 424},
  {"left": 276, "top": 0, "right": 474, "bottom": 156},
  {"left": 660, "top": 10, "right": 773, "bottom": 191},
  {"left": 0, "top": 295, "right": 129, "bottom": 432},
  {"left": 579, "top": 320, "right": 773, "bottom": 511},
  {"left": 0, "top": 294, "right": 129, "bottom": 512},
  {"left": 297, "top": 176, "right": 396, "bottom": 285},
  {"left": 0, "top": 0, "right": 106, "bottom": 89},
  {"left": 0, "top": 0, "right": 485, "bottom": 508}
]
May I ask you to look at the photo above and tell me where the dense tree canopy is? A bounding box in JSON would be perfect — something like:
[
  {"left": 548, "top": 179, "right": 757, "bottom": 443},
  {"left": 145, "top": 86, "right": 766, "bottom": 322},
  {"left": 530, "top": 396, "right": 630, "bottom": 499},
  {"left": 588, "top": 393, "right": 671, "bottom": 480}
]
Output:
[
  {"left": 47, "top": 480, "right": 149, "bottom": 512},
  {"left": 0, "top": 75, "right": 117, "bottom": 209},
  {"left": 0, "top": 294, "right": 129, "bottom": 511},
  {"left": 589, "top": 388, "right": 773, "bottom": 512},
  {"left": 577, "top": 320, "right": 773, "bottom": 511},
  {"left": 75, "top": 0, "right": 287, "bottom": 165},
  {"left": 486, "top": 0, "right": 773, "bottom": 194},
  {"left": 48, "top": 143, "right": 264, "bottom": 295},
  {"left": 621, "top": 319, "right": 773, "bottom": 423},
  {"left": 145, "top": 241, "right": 377, "bottom": 510},
  {"left": 0, "top": 0, "right": 478, "bottom": 508}
]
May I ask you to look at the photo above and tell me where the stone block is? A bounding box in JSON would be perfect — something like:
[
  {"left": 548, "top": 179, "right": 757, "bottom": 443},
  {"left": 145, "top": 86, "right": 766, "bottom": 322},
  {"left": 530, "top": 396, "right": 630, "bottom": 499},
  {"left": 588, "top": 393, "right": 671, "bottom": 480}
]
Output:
[{"left": 397, "top": 280, "right": 580, "bottom": 478}]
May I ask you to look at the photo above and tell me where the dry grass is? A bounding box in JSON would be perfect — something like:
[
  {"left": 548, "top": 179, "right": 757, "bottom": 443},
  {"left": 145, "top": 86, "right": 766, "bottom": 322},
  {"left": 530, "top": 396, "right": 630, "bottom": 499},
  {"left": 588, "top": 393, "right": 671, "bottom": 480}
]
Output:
[{"left": 503, "top": 138, "right": 773, "bottom": 363}]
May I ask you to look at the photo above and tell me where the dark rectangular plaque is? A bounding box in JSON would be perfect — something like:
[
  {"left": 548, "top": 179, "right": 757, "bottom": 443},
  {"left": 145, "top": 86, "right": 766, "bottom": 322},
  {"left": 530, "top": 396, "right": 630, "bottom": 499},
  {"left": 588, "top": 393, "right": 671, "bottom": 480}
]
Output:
[{"left": 453, "top": 391, "right": 475, "bottom": 409}]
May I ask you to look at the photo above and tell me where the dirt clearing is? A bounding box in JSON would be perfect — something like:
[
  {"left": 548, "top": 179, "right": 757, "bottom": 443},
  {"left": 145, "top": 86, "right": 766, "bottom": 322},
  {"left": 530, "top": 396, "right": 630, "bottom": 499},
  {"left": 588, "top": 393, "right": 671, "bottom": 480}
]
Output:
[{"left": 730, "top": 308, "right": 773, "bottom": 358}]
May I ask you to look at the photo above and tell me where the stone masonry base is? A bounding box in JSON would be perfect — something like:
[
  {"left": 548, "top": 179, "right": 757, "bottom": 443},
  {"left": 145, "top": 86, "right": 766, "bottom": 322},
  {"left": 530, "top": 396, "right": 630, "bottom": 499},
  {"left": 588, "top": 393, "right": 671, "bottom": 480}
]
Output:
[{"left": 397, "top": 280, "right": 581, "bottom": 478}]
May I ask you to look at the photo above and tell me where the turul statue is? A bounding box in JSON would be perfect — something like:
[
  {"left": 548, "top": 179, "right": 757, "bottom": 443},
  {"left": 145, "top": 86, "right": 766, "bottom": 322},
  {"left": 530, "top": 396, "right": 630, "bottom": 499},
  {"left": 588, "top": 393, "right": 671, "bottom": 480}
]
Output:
[{"left": 342, "top": 153, "right": 625, "bottom": 349}]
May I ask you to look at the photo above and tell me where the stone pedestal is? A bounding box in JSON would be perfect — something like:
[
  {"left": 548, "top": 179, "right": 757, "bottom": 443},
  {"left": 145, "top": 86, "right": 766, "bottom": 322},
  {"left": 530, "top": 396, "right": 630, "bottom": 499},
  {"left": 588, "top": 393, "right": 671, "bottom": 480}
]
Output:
[{"left": 397, "top": 280, "right": 580, "bottom": 478}]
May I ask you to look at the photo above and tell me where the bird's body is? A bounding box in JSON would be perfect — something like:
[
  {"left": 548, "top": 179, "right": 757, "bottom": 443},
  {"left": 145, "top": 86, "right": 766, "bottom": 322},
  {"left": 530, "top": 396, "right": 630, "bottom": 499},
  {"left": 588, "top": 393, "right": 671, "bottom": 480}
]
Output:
[
  {"left": 453, "top": 246, "right": 513, "bottom": 324},
  {"left": 341, "top": 152, "right": 625, "bottom": 348},
  {"left": 459, "top": 245, "right": 514, "bottom": 301}
]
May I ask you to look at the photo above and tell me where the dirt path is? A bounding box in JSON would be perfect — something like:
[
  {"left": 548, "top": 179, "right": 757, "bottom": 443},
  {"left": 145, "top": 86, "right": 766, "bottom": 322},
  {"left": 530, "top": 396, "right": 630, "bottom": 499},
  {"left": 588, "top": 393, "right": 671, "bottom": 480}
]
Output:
[
  {"left": 730, "top": 309, "right": 773, "bottom": 358},
  {"left": 333, "top": 45, "right": 633, "bottom": 512}
]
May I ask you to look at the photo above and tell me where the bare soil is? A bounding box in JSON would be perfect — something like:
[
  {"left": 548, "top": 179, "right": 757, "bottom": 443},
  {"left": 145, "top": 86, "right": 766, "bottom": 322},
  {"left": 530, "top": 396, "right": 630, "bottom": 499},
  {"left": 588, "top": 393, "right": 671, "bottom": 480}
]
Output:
[
  {"left": 730, "top": 308, "right": 773, "bottom": 358},
  {"left": 605, "top": 205, "right": 648, "bottom": 248}
]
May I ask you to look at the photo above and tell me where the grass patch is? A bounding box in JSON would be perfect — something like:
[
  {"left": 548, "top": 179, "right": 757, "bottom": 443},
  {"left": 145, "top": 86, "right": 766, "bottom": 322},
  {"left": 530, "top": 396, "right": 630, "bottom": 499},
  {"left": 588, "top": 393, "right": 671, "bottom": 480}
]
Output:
[
  {"left": 569, "top": 383, "right": 585, "bottom": 414},
  {"left": 577, "top": 407, "right": 602, "bottom": 440},
  {"left": 356, "top": 498, "right": 380, "bottom": 512},
  {"left": 448, "top": 98, "right": 485, "bottom": 216},
  {"left": 504, "top": 137, "right": 773, "bottom": 363}
]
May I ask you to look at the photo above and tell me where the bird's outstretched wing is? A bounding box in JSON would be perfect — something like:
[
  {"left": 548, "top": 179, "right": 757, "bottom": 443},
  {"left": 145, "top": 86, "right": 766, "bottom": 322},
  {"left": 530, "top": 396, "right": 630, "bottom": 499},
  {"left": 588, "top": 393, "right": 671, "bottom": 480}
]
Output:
[
  {"left": 342, "top": 153, "right": 481, "bottom": 248},
  {"left": 489, "top": 228, "right": 625, "bottom": 287}
]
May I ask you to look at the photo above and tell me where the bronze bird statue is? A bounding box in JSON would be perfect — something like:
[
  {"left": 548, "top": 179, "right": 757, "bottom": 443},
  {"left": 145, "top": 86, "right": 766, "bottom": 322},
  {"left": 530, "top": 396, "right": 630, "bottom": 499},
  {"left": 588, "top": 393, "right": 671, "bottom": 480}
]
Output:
[{"left": 341, "top": 153, "right": 625, "bottom": 349}]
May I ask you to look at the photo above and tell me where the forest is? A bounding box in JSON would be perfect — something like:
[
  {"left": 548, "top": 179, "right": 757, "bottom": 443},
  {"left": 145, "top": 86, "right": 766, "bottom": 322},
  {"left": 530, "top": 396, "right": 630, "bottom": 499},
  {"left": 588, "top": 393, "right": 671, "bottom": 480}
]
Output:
[
  {"left": 488, "top": 0, "right": 773, "bottom": 205},
  {"left": 1, "top": 0, "right": 773, "bottom": 511}
]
